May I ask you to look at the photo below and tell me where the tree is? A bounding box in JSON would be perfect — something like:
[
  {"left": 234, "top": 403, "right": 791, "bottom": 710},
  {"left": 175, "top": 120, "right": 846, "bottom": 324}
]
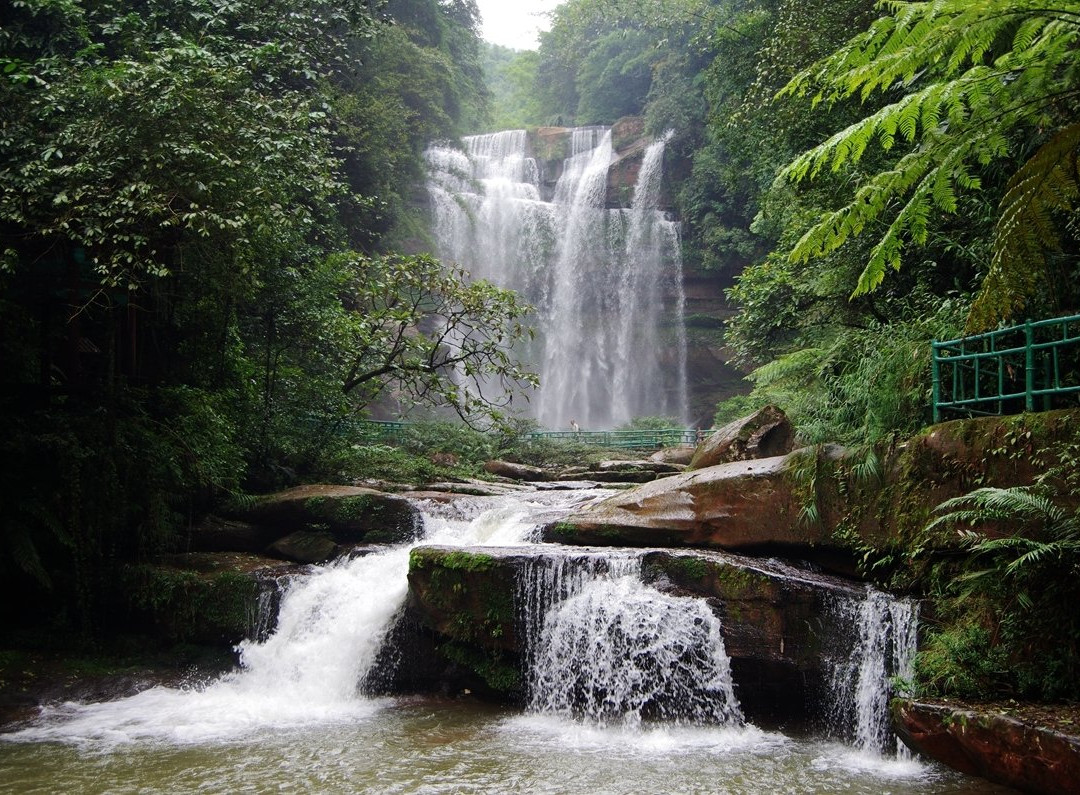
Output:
[
  {"left": 533, "top": 0, "right": 710, "bottom": 126},
  {"left": 0, "top": 0, "right": 516, "bottom": 635},
  {"left": 778, "top": 0, "right": 1080, "bottom": 329},
  {"left": 482, "top": 44, "right": 544, "bottom": 129},
  {"left": 338, "top": 253, "right": 538, "bottom": 425},
  {"left": 0, "top": 0, "right": 366, "bottom": 291}
]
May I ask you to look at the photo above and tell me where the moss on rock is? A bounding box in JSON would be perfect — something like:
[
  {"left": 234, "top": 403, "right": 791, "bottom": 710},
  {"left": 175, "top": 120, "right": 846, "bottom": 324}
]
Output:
[{"left": 121, "top": 561, "right": 266, "bottom": 646}]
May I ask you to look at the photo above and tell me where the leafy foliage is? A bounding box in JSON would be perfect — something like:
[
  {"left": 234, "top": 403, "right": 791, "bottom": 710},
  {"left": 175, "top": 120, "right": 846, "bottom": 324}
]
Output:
[
  {"left": 0, "top": 0, "right": 520, "bottom": 641},
  {"left": 727, "top": 293, "right": 965, "bottom": 444},
  {"left": 339, "top": 253, "right": 537, "bottom": 424},
  {"left": 778, "top": 0, "right": 1080, "bottom": 329},
  {"left": 481, "top": 44, "right": 544, "bottom": 129},
  {"left": 921, "top": 484, "right": 1080, "bottom": 699}
]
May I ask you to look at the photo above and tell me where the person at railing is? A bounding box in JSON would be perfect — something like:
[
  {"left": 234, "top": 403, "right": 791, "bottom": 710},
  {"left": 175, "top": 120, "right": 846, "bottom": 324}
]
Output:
[{"left": 570, "top": 419, "right": 580, "bottom": 435}]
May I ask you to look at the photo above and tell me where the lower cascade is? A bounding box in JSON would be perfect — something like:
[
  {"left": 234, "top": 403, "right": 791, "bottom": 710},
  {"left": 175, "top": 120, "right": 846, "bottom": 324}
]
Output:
[
  {"left": 827, "top": 588, "right": 921, "bottom": 756},
  {"left": 528, "top": 574, "right": 744, "bottom": 726},
  {"left": 2, "top": 490, "right": 959, "bottom": 791}
]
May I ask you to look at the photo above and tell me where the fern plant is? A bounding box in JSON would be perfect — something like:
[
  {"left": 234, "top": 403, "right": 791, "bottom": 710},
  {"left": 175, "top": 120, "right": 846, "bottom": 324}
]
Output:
[
  {"left": 778, "top": 0, "right": 1080, "bottom": 330},
  {"left": 929, "top": 486, "right": 1080, "bottom": 596},
  {"left": 924, "top": 484, "right": 1080, "bottom": 698}
]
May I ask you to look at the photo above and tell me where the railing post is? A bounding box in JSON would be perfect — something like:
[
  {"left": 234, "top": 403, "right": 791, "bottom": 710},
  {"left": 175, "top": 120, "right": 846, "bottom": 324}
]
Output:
[
  {"left": 1025, "top": 319, "right": 1035, "bottom": 412},
  {"left": 931, "top": 341, "right": 942, "bottom": 423}
]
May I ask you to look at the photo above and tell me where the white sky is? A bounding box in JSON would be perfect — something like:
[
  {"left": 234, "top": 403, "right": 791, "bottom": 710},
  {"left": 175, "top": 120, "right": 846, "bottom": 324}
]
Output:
[{"left": 475, "top": 0, "right": 565, "bottom": 50}]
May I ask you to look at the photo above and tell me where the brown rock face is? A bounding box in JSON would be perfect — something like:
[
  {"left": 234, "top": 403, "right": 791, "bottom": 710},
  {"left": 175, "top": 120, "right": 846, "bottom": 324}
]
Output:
[
  {"left": 895, "top": 701, "right": 1080, "bottom": 795},
  {"left": 689, "top": 406, "right": 795, "bottom": 470},
  {"left": 544, "top": 455, "right": 819, "bottom": 552}
]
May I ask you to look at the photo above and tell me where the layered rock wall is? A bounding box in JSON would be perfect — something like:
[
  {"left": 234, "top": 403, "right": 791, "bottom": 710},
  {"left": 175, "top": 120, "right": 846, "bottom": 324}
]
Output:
[{"left": 404, "top": 544, "right": 864, "bottom": 724}]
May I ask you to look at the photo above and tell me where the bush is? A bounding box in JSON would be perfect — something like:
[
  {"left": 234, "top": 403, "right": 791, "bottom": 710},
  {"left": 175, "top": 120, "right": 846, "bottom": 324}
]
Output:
[
  {"left": 398, "top": 421, "right": 497, "bottom": 466},
  {"left": 919, "top": 482, "right": 1080, "bottom": 701},
  {"left": 722, "top": 297, "right": 965, "bottom": 446}
]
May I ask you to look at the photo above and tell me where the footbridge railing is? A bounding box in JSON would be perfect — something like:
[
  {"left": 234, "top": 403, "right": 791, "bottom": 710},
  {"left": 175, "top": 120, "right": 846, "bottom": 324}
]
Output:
[
  {"left": 523, "top": 428, "right": 699, "bottom": 449},
  {"left": 352, "top": 421, "right": 699, "bottom": 450},
  {"left": 932, "top": 314, "right": 1080, "bottom": 422}
]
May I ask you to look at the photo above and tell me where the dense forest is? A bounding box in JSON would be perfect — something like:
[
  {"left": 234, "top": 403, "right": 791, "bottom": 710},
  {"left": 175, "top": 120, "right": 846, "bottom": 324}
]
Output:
[
  {"left": 2, "top": 0, "right": 1080, "bottom": 703},
  {"left": 0, "top": 0, "right": 530, "bottom": 638}
]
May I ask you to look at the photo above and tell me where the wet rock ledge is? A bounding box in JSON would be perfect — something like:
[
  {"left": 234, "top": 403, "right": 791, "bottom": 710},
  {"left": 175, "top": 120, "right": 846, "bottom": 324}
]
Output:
[
  {"left": 404, "top": 544, "right": 865, "bottom": 725},
  {"left": 895, "top": 700, "right": 1080, "bottom": 795}
]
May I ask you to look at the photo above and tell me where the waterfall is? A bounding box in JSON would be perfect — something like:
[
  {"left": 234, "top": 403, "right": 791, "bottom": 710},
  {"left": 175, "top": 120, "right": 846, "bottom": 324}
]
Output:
[
  {"left": 825, "top": 588, "right": 920, "bottom": 757},
  {"left": 9, "top": 490, "right": 609, "bottom": 746},
  {"left": 425, "top": 127, "right": 686, "bottom": 429},
  {"left": 516, "top": 552, "right": 641, "bottom": 675},
  {"left": 517, "top": 554, "right": 743, "bottom": 727},
  {"left": 10, "top": 488, "right": 917, "bottom": 767}
]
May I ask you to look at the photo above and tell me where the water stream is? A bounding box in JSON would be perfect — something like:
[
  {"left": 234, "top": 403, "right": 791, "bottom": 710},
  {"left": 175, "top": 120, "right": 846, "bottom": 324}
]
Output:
[
  {"left": 426, "top": 128, "right": 686, "bottom": 429},
  {"left": 0, "top": 491, "right": 1007, "bottom": 792}
]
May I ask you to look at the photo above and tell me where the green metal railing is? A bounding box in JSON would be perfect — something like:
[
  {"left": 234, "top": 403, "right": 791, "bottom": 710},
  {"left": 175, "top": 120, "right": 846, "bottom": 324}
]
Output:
[
  {"left": 523, "top": 428, "right": 698, "bottom": 449},
  {"left": 932, "top": 314, "right": 1080, "bottom": 422},
  {"left": 353, "top": 420, "right": 409, "bottom": 444},
  {"left": 351, "top": 421, "right": 698, "bottom": 450}
]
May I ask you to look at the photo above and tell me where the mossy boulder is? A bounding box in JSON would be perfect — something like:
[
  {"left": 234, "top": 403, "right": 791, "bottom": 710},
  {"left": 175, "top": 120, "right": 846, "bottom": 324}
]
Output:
[
  {"left": 643, "top": 549, "right": 861, "bottom": 668},
  {"left": 820, "top": 409, "right": 1080, "bottom": 558},
  {"left": 266, "top": 530, "right": 337, "bottom": 564},
  {"left": 548, "top": 411, "right": 1080, "bottom": 574},
  {"left": 405, "top": 545, "right": 868, "bottom": 722},
  {"left": 407, "top": 546, "right": 522, "bottom": 698},
  {"left": 119, "top": 553, "right": 285, "bottom": 647},
  {"left": 408, "top": 547, "right": 519, "bottom": 652},
  {"left": 230, "top": 485, "right": 422, "bottom": 546}
]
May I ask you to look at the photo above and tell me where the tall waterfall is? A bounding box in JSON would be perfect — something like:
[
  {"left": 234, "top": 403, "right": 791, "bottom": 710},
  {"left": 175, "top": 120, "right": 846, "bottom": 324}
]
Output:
[{"left": 426, "top": 128, "right": 686, "bottom": 429}]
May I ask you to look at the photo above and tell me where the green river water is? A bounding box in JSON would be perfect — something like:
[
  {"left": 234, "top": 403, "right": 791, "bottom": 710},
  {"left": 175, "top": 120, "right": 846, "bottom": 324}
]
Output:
[{"left": 1, "top": 696, "right": 1011, "bottom": 794}]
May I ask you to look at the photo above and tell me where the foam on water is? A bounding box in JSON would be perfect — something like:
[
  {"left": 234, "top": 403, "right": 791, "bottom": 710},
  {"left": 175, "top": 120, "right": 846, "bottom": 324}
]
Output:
[
  {"left": 527, "top": 574, "right": 743, "bottom": 727},
  {"left": 500, "top": 712, "right": 783, "bottom": 758}
]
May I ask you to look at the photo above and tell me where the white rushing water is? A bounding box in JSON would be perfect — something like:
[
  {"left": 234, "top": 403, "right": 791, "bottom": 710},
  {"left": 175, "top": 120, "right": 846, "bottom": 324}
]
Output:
[
  {"left": 825, "top": 587, "right": 921, "bottom": 757},
  {"left": 426, "top": 127, "right": 686, "bottom": 429},
  {"left": 528, "top": 575, "right": 744, "bottom": 727},
  {"left": 514, "top": 550, "right": 743, "bottom": 725},
  {"left": 6, "top": 489, "right": 920, "bottom": 784},
  {"left": 5, "top": 490, "right": 609, "bottom": 747}
]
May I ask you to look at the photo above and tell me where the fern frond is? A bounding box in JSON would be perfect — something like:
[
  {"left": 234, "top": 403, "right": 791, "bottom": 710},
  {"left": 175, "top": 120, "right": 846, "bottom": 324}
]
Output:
[
  {"left": 777, "top": 0, "right": 1080, "bottom": 301},
  {"left": 969, "top": 122, "right": 1080, "bottom": 331},
  {"left": 935, "top": 485, "right": 1064, "bottom": 522},
  {"left": 750, "top": 347, "right": 825, "bottom": 386}
]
